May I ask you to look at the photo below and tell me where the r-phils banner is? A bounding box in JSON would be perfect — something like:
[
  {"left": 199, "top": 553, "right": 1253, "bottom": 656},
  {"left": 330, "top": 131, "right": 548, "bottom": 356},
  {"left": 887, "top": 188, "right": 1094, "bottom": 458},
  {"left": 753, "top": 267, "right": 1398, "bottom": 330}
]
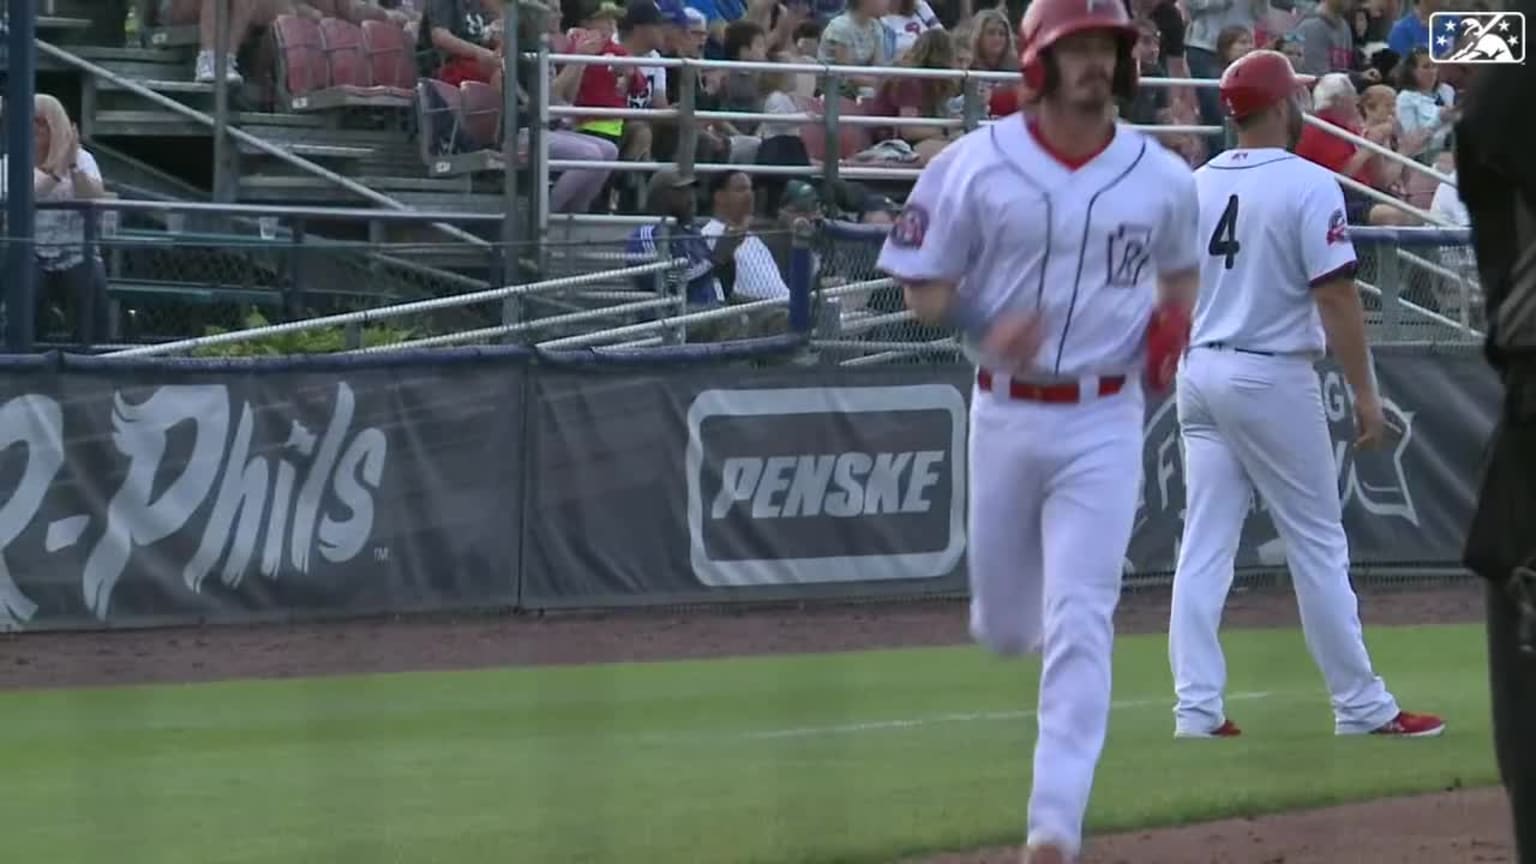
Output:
[{"left": 0, "top": 357, "right": 525, "bottom": 631}]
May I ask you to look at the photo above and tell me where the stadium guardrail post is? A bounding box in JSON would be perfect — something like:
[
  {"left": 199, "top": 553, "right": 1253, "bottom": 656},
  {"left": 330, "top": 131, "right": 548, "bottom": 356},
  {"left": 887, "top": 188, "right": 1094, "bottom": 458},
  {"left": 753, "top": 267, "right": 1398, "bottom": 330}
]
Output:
[
  {"left": 820, "top": 71, "right": 841, "bottom": 204},
  {"left": 4, "top": 0, "right": 38, "bottom": 353},
  {"left": 676, "top": 64, "right": 698, "bottom": 185},
  {"left": 960, "top": 75, "right": 982, "bottom": 133},
  {"left": 788, "top": 217, "right": 814, "bottom": 336},
  {"left": 284, "top": 217, "right": 306, "bottom": 322},
  {"left": 1379, "top": 236, "right": 1403, "bottom": 341},
  {"left": 212, "top": 0, "right": 235, "bottom": 203},
  {"left": 80, "top": 207, "right": 100, "bottom": 350}
]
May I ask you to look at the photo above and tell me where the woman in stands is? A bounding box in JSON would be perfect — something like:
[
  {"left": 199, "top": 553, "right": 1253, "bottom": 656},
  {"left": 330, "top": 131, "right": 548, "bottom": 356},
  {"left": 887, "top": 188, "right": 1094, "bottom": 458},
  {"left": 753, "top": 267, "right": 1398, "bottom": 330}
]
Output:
[
  {"left": 964, "top": 9, "right": 1015, "bottom": 115},
  {"left": 0, "top": 95, "right": 110, "bottom": 346},
  {"left": 1392, "top": 45, "right": 1459, "bottom": 163},
  {"left": 867, "top": 29, "right": 959, "bottom": 165}
]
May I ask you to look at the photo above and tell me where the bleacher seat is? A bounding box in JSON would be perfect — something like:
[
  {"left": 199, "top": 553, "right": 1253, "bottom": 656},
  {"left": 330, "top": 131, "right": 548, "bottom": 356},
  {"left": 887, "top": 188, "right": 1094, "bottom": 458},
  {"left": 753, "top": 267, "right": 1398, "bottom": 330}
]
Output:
[
  {"left": 459, "top": 81, "right": 502, "bottom": 151},
  {"left": 361, "top": 20, "right": 416, "bottom": 93},
  {"left": 274, "top": 14, "right": 413, "bottom": 111},
  {"left": 273, "top": 15, "right": 328, "bottom": 110},
  {"left": 416, "top": 78, "right": 509, "bottom": 177},
  {"left": 800, "top": 96, "right": 869, "bottom": 163}
]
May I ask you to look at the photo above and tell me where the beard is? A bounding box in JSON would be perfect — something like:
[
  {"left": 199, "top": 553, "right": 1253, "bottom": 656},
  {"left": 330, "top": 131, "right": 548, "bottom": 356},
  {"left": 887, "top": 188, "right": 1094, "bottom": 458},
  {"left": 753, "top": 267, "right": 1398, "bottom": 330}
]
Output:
[{"left": 1284, "top": 101, "right": 1304, "bottom": 150}]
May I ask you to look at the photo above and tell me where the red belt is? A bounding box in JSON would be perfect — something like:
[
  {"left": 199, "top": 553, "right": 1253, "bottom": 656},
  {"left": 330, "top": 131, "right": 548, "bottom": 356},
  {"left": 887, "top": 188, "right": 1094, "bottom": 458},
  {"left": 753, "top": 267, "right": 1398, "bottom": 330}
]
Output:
[{"left": 977, "top": 369, "right": 1126, "bottom": 404}]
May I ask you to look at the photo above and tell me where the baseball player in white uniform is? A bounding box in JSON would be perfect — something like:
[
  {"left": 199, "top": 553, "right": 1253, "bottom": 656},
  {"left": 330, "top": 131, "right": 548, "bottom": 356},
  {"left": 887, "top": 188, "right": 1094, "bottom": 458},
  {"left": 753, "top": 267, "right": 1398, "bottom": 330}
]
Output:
[
  {"left": 1167, "top": 50, "right": 1446, "bottom": 740},
  {"left": 877, "top": 0, "right": 1201, "bottom": 860}
]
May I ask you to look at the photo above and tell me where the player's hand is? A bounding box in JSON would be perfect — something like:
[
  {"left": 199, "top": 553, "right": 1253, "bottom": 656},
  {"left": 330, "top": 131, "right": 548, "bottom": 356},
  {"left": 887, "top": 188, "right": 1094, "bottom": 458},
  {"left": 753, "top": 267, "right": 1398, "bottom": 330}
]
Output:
[
  {"left": 1353, "top": 392, "right": 1387, "bottom": 449},
  {"left": 978, "top": 312, "right": 1045, "bottom": 374}
]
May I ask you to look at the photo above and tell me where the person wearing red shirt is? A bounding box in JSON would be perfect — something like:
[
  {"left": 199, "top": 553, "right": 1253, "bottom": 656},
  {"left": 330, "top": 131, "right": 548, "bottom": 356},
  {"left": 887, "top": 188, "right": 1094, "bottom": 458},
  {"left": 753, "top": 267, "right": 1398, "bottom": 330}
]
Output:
[{"left": 1294, "top": 72, "right": 1413, "bottom": 225}]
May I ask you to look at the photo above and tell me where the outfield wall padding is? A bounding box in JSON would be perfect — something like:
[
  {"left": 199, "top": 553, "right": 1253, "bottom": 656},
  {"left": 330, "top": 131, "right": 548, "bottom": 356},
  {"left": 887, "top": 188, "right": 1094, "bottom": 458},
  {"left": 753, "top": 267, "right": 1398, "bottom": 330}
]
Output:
[{"left": 0, "top": 344, "right": 1501, "bottom": 631}]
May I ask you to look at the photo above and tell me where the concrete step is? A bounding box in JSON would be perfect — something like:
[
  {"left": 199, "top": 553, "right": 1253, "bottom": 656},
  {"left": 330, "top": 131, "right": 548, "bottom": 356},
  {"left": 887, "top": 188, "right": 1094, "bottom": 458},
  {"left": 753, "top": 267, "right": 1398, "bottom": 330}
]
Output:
[
  {"left": 236, "top": 140, "right": 376, "bottom": 160},
  {"left": 92, "top": 109, "right": 326, "bottom": 137}
]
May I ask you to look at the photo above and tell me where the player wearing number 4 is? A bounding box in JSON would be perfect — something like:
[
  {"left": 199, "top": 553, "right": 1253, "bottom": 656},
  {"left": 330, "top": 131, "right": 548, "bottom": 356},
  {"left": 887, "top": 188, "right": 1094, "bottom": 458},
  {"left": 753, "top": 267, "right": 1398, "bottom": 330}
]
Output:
[
  {"left": 877, "top": 0, "right": 1202, "bottom": 860},
  {"left": 1167, "top": 49, "right": 1446, "bottom": 741}
]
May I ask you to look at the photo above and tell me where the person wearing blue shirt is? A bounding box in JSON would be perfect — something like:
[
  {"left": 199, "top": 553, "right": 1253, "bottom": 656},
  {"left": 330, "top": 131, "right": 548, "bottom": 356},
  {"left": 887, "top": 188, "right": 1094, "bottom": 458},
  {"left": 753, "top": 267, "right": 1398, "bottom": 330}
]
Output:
[
  {"left": 626, "top": 170, "right": 747, "bottom": 311},
  {"left": 1387, "top": 0, "right": 1451, "bottom": 58}
]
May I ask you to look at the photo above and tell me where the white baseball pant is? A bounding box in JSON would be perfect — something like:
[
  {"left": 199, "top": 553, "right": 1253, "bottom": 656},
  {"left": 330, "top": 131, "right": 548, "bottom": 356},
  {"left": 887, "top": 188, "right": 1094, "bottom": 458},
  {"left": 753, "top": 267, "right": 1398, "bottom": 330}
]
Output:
[
  {"left": 967, "top": 372, "right": 1145, "bottom": 857},
  {"left": 1168, "top": 346, "right": 1400, "bottom": 735}
]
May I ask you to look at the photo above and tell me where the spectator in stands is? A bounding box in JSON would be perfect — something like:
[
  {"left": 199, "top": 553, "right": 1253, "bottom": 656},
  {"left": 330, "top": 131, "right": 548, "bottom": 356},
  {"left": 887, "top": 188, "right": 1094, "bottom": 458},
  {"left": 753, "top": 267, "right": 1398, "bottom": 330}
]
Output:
[
  {"left": 0, "top": 95, "right": 109, "bottom": 345},
  {"left": 164, "top": 0, "right": 285, "bottom": 82},
  {"left": 1360, "top": 0, "right": 1400, "bottom": 44},
  {"left": 1392, "top": 45, "right": 1458, "bottom": 160},
  {"left": 702, "top": 171, "right": 791, "bottom": 303},
  {"left": 627, "top": 169, "right": 748, "bottom": 339},
  {"left": 1184, "top": 0, "right": 1264, "bottom": 126},
  {"left": 1129, "top": 0, "right": 1192, "bottom": 113},
  {"left": 687, "top": 0, "right": 747, "bottom": 47},
  {"left": 869, "top": 29, "right": 960, "bottom": 164},
  {"left": 612, "top": 0, "right": 672, "bottom": 161},
  {"left": 749, "top": 56, "right": 816, "bottom": 210},
  {"left": 1428, "top": 149, "right": 1468, "bottom": 225},
  {"left": 1358, "top": 83, "right": 1427, "bottom": 193},
  {"left": 790, "top": 17, "right": 823, "bottom": 56},
  {"left": 569, "top": 0, "right": 622, "bottom": 41},
  {"left": 1271, "top": 31, "right": 1305, "bottom": 66},
  {"left": 760, "top": 179, "right": 822, "bottom": 282},
  {"left": 1296, "top": 72, "right": 1414, "bottom": 225},
  {"left": 1386, "top": 0, "right": 1440, "bottom": 59},
  {"left": 818, "top": 0, "right": 892, "bottom": 98},
  {"left": 697, "top": 19, "right": 771, "bottom": 163},
  {"left": 964, "top": 8, "right": 1016, "bottom": 115},
  {"left": 1215, "top": 24, "right": 1255, "bottom": 69},
  {"left": 1295, "top": 0, "right": 1357, "bottom": 76},
  {"left": 420, "top": 0, "right": 504, "bottom": 91},
  {"left": 882, "top": 0, "right": 944, "bottom": 58},
  {"left": 556, "top": 13, "right": 647, "bottom": 189}
]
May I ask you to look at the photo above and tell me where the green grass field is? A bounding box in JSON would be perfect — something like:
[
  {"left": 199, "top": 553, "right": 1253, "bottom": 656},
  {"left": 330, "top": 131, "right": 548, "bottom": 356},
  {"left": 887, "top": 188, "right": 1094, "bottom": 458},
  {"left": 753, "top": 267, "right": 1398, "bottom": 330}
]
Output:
[{"left": 0, "top": 623, "right": 1494, "bottom": 864}]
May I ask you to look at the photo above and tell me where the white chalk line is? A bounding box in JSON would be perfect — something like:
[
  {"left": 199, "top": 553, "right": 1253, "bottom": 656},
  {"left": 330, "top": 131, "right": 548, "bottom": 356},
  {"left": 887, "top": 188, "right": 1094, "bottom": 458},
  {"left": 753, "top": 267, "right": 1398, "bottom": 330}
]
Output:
[{"left": 719, "top": 690, "right": 1275, "bottom": 742}]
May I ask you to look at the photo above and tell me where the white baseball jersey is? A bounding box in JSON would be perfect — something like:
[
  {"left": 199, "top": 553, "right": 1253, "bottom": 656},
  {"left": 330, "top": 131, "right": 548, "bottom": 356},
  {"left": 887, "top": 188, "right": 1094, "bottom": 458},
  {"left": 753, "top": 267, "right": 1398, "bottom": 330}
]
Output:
[
  {"left": 876, "top": 117, "right": 1201, "bottom": 380},
  {"left": 1189, "top": 148, "right": 1358, "bottom": 355}
]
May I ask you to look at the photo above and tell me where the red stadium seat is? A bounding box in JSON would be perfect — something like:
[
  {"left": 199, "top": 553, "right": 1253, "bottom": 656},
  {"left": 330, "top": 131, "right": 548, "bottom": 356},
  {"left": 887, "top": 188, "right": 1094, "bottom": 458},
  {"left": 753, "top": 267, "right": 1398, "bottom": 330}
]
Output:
[
  {"left": 273, "top": 15, "right": 328, "bottom": 107},
  {"left": 274, "top": 15, "right": 413, "bottom": 111},
  {"left": 799, "top": 96, "right": 869, "bottom": 163},
  {"left": 361, "top": 20, "right": 416, "bottom": 96},
  {"left": 320, "top": 18, "right": 371, "bottom": 90},
  {"left": 458, "top": 81, "right": 502, "bottom": 151}
]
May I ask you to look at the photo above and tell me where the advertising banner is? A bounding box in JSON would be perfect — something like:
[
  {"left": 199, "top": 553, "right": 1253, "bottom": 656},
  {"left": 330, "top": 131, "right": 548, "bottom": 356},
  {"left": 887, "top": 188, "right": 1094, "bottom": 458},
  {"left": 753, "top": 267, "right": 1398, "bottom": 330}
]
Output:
[
  {"left": 524, "top": 348, "right": 1500, "bottom": 606},
  {"left": 0, "top": 358, "right": 525, "bottom": 631},
  {"left": 520, "top": 368, "right": 974, "bottom": 605}
]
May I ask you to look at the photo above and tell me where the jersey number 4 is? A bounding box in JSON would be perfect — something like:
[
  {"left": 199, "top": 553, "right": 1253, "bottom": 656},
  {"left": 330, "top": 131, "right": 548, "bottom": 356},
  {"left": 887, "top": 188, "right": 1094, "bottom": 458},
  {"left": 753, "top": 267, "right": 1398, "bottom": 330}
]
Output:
[{"left": 1207, "top": 194, "right": 1241, "bottom": 270}]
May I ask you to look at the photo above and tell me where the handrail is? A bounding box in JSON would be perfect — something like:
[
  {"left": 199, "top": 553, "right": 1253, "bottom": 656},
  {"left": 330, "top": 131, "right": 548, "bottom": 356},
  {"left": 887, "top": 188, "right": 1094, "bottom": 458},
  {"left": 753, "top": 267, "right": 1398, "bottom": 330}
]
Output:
[
  {"left": 34, "top": 38, "right": 490, "bottom": 248},
  {"left": 1334, "top": 171, "right": 1446, "bottom": 226},
  {"left": 1300, "top": 113, "right": 1456, "bottom": 190},
  {"left": 100, "top": 258, "right": 687, "bottom": 358},
  {"left": 37, "top": 197, "right": 503, "bottom": 223},
  {"left": 537, "top": 52, "right": 1222, "bottom": 89},
  {"left": 544, "top": 104, "right": 1221, "bottom": 136}
]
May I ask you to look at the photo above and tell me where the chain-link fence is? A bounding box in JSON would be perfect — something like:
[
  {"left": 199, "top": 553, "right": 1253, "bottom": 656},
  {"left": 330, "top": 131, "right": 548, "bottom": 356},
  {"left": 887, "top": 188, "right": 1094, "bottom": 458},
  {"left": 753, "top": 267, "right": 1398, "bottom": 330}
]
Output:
[{"left": 1355, "top": 234, "right": 1484, "bottom": 344}]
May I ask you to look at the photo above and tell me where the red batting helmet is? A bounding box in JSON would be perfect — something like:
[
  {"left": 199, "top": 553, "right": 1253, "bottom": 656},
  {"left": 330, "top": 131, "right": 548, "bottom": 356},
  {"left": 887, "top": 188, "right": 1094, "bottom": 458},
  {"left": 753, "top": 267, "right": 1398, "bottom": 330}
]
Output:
[
  {"left": 1218, "top": 49, "right": 1300, "bottom": 120},
  {"left": 1018, "top": 0, "right": 1138, "bottom": 99}
]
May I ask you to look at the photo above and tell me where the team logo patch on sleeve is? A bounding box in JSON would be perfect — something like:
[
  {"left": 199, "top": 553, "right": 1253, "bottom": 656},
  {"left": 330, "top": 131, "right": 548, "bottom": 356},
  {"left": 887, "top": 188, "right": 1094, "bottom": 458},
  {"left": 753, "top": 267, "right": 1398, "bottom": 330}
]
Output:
[
  {"left": 1326, "top": 208, "right": 1348, "bottom": 245},
  {"left": 890, "top": 203, "right": 930, "bottom": 248}
]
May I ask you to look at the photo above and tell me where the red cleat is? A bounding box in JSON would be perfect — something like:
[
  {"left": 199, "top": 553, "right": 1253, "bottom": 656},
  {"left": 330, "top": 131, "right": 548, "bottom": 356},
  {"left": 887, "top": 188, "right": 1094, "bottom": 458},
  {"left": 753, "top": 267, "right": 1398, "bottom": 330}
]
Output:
[
  {"left": 1175, "top": 718, "right": 1242, "bottom": 739},
  {"left": 1369, "top": 711, "right": 1446, "bottom": 738}
]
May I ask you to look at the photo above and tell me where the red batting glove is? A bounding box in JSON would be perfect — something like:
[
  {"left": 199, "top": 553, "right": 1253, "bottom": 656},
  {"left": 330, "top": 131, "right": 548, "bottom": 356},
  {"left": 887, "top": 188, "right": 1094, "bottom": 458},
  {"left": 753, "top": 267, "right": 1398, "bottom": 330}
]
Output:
[{"left": 1144, "top": 303, "right": 1192, "bottom": 394}]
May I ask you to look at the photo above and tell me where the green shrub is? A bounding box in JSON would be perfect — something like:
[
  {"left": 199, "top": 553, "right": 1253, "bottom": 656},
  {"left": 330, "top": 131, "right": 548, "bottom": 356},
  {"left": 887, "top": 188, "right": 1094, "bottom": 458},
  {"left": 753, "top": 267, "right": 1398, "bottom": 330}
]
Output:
[{"left": 192, "top": 310, "right": 415, "bottom": 357}]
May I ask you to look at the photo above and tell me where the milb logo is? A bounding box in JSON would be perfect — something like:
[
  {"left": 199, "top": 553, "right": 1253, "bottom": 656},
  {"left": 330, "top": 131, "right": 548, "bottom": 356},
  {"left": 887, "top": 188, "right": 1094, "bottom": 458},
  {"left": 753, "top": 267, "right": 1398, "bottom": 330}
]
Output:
[{"left": 685, "top": 385, "right": 968, "bottom": 587}]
